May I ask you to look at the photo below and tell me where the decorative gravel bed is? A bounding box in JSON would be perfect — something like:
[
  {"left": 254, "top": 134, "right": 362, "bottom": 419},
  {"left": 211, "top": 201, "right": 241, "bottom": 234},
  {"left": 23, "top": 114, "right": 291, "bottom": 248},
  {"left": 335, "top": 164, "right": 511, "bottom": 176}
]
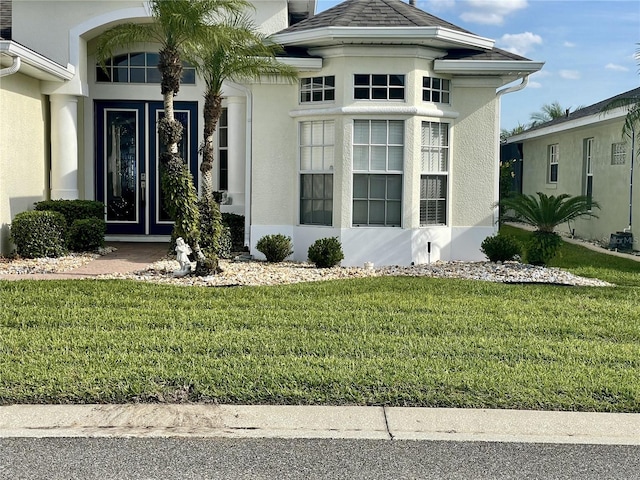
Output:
[
  {"left": 0, "top": 247, "right": 116, "bottom": 275},
  {"left": 98, "top": 258, "right": 612, "bottom": 287}
]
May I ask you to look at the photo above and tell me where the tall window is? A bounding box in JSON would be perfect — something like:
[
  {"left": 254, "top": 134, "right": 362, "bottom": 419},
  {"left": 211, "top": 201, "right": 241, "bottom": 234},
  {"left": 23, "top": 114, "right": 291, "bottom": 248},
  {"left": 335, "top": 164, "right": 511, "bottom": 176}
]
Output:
[
  {"left": 300, "top": 120, "right": 334, "bottom": 225},
  {"left": 218, "top": 108, "right": 228, "bottom": 191},
  {"left": 354, "top": 74, "right": 405, "bottom": 100},
  {"left": 612, "top": 142, "right": 626, "bottom": 165},
  {"left": 96, "top": 52, "right": 196, "bottom": 84},
  {"left": 548, "top": 144, "right": 559, "bottom": 183},
  {"left": 420, "top": 122, "right": 449, "bottom": 226},
  {"left": 352, "top": 120, "right": 403, "bottom": 226},
  {"left": 584, "top": 138, "right": 594, "bottom": 210},
  {"left": 300, "top": 76, "right": 335, "bottom": 103},
  {"left": 423, "top": 77, "right": 450, "bottom": 103}
]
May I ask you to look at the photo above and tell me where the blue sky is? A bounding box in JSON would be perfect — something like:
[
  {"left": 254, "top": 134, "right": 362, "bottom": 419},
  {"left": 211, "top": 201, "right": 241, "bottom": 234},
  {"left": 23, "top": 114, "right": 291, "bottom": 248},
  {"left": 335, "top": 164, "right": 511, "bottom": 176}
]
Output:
[{"left": 315, "top": 0, "right": 640, "bottom": 130}]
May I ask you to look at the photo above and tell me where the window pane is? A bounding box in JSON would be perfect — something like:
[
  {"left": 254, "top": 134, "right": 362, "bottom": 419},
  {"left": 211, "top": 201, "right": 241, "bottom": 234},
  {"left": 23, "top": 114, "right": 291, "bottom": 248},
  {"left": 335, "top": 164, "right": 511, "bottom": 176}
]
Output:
[
  {"left": 442, "top": 92, "right": 450, "bottom": 103},
  {"left": 388, "top": 121, "right": 403, "bottom": 144},
  {"left": 325, "top": 90, "right": 335, "bottom": 101},
  {"left": 372, "top": 88, "right": 387, "bottom": 99},
  {"left": 147, "top": 68, "right": 162, "bottom": 83},
  {"left": 324, "top": 121, "right": 335, "bottom": 144},
  {"left": 324, "top": 147, "right": 334, "bottom": 170},
  {"left": 353, "top": 146, "right": 369, "bottom": 170},
  {"left": 325, "top": 76, "right": 335, "bottom": 87},
  {"left": 301, "top": 175, "right": 313, "bottom": 198},
  {"left": 387, "top": 175, "right": 402, "bottom": 199},
  {"left": 300, "top": 147, "right": 312, "bottom": 170},
  {"left": 324, "top": 200, "right": 333, "bottom": 225},
  {"left": 432, "top": 91, "right": 441, "bottom": 103},
  {"left": 301, "top": 78, "right": 311, "bottom": 88},
  {"left": 372, "top": 74, "right": 387, "bottom": 86},
  {"left": 388, "top": 147, "right": 403, "bottom": 170},
  {"left": 389, "top": 75, "right": 404, "bottom": 86},
  {"left": 113, "top": 54, "right": 129, "bottom": 67},
  {"left": 371, "top": 146, "right": 387, "bottom": 170},
  {"left": 325, "top": 175, "right": 333, "bottom": 199},
  {"left": 354, "top": 88, "right": 370, "bottom": 99},
  {"left": 300, "top": 122, "right": 312, "bottom": 145},
  {"left": 181, "top": 69, "right": 195, "bottom": 84},
  {"left": 311, "top": 146, "right": 324, "bottom": 170},
  {"left": 311, "top": 121, "right": 324, "bottom": 144},
  {"left": 353, "top": 200, "right": 368, "bottom": 224},
  {"left": 355, "top": 74, "right": 370, "bottom": 85},
  {"left": 219, "top": 128, "right": 228, "bottom": 148},
  {"left": 353, "top": 175, "right": 368, "bottom": 198},
  {"left": 369, "top": 200, "right": 385, "bottom": 224},
  {"left": 96, "top": 67, "right": 111, "bottom": 82},
  {"left": 113, "top": 67, "right": 128, "bottom": 82},
  {"left": 301, "top": 199, "right": 313, "bottom": 224},
  {"left": 371, "top": 121, "right": 387, "bottom": 144},
  {"left": 370, "top": 175, "right": 386, "bottom": 199},
  {"left": 130, "top": 68, "right": 145, "bottom": 83},
  {"left": 146, "top": 53, "right": 159, "bottom": 66},
  {"left": 389, "top": 88, "right": 404, "bottom": 100},
  {"left": 354, "top": 121, "right": 369, "bottom": 144},
  {"left": 387, "top": 201, "right": 401, "bottom": 225},
  {"left": 312, "top": 91, "right": 323, "bottom": 102}
]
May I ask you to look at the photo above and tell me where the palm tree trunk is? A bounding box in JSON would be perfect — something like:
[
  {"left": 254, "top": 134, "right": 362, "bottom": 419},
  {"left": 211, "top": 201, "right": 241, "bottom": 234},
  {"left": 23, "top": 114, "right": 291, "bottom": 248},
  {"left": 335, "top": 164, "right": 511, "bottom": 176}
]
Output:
[{"left": 200, "top": 91, "right": 223, "bottom": 198}]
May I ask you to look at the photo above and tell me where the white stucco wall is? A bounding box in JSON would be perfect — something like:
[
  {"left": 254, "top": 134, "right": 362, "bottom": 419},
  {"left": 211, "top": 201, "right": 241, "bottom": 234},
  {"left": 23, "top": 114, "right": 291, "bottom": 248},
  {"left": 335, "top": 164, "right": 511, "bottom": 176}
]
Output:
[
  {"left": 520, "top": 117, "right": 636, "bottom": 245},
  {"left": 0, "top": 73, "right": 49, "bottom": 255}
]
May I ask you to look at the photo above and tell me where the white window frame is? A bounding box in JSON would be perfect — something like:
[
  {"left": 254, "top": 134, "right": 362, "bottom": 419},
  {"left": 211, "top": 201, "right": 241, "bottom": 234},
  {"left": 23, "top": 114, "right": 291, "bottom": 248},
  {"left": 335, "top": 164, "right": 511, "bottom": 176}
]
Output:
[
  {"left": 299, "top": 120, "right": 335, "bottom": 226},
  {"left": 353, "top": 74, "right": 405, "bottom": 101},
  {"left": 420, "top": 121, "right": 449, "bottom": 226},
  {"left": 584, "top": 138, "right": 593, "bottom": 211},
  {"left": 352, "top": 119, "right": 404, "bottom": 227},
  {"left": 422, "top": 77, "right": 451, "bottom": 104},
  {"left": 612, "top": 142, "right": 626, "bottom": 165},
  {"left": 548, "top": 144, "right": 559, "bottom": 183},
  {"left": 299, "top": 76, "right": 335, "bottom": 104},
  {"left": 218, "top": 107, "right": 228, "bottom": 191}
]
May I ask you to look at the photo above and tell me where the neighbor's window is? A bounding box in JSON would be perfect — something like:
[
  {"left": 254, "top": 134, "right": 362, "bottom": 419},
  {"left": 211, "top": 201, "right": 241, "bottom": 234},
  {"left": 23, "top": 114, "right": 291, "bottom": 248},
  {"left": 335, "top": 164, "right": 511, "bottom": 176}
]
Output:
[
  {"left": 423, "top": 77, "right": 451, "bottom": 103},
  {"left": 300, "top": 120, "right": 335, "bottom": 226},
  {"left": 352, "top": 120, "right": 403, "bottom": 226},
  {"left": 218, "top": 108, "right": 228, "bottom": 191},
  {"left": 584, "top": 138, "right": 593, "bottom": 210},
  {"left": 354, "top": 74, "right": 405, "bottom": 101},
  {"left": 420, "top": 122, "right": 449, "bottom": 226},
  {"left": 300, "top": 76, "right": 335, "bottom": 103},
  {"left": 612, "top": 142, "right": 626, "bottom": 165},
  {"left": 548, "top": 144, "right": 559, "bottom": 183},
  {"left": 96, "top": 52, "right": 196, "bottom": 84}
]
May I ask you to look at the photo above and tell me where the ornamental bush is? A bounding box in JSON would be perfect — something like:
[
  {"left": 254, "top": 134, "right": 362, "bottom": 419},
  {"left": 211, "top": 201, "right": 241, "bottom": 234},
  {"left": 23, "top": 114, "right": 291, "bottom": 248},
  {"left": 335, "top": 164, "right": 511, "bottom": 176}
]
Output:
[
  {"left": 35, "top": 199, "right": 104, "bottom": 226},
  {"left": 480, "top": 234, "right": 521, "bottom": 262},
  {"left": 526, "top": 231, "right": 563, "bottom": 266},
  {"left": 68, "top": 218, "right": 106, "bottom": 252},
  {"left": 222, "top": 212, "right": 245, "bottom": 251},
  {"left": 308, "top": 237, "right": 344, "bottom": 268},
  {"left": 256, "top": 234, "right": 293, "bottom": 263},
  {"left": 10, "top": 210, "right": 67, "bottom": 258}
]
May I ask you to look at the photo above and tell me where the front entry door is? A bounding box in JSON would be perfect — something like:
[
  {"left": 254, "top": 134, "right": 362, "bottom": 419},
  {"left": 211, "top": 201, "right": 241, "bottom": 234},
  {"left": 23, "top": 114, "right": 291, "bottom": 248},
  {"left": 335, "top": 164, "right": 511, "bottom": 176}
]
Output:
[{"left": 96, "top": 101, "right": 198, "bottom": 236}]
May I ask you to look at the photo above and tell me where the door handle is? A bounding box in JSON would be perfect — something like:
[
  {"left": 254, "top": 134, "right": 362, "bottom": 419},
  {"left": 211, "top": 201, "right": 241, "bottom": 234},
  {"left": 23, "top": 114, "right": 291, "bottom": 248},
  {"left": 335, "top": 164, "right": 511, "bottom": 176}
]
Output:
[{"left": 140, "top": 173, "right": 146, "bottom": 204}]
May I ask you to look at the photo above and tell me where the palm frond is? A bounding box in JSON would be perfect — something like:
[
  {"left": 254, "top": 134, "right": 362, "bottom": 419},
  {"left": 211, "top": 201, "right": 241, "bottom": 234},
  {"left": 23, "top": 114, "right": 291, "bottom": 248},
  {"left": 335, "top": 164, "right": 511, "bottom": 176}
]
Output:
[{"left": 95, "top": 23, "right": 160, "bottom": 69}]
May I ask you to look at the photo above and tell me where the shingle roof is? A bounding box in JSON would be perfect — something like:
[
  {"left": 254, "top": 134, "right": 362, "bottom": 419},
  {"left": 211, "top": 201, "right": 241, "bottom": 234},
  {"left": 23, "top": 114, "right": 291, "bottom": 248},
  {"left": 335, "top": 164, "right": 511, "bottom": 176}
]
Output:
[
  {"left": 442, "top": 47, "right": 529, "bottom": 62},
  {"left": 526, "top": 86, "right": 640, "bottom": 132},
  {"left": 278, "top": 0, "right": 474, "bottom": 34}
]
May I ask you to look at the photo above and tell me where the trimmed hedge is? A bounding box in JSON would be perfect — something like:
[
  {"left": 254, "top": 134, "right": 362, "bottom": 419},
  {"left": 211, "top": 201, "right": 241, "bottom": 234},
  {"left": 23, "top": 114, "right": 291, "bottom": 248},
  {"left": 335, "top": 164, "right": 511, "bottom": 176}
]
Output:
[
  {"left": 480, "top": 234, "right": 521, "bottom": 262},
  {"left": 308, "top": 237, "right": 344, "bottom": 268},
  {"left": 10, "top": 210, "right": 67, "bottom": 258},
  {"left": 68, "top": 218, "right": 106, "bottom": 252},
  {"left": 256, "top": 234, "right": 293, "bottom": 263},
  {"left": 35, "top": 200, "right": 104, "bottom": 226},
  {"left": 222, "top": 213, "right": 245, "bottom": 251}
]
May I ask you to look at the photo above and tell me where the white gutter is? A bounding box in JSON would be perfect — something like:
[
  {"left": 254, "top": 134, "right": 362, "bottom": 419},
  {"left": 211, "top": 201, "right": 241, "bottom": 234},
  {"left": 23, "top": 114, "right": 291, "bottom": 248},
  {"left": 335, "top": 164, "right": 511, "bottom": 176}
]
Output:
[
  {"left": 435, "top": 59, "right": 544, "bottom": 76},
  {"left": 497, "top": 74, "right": 529, "bottom": 97},
  {"left": 0, "top": 40, "right": 74, "bottom": 81},
  {"left": 0, "top": 55, "right": 20, "bottom": 77}
]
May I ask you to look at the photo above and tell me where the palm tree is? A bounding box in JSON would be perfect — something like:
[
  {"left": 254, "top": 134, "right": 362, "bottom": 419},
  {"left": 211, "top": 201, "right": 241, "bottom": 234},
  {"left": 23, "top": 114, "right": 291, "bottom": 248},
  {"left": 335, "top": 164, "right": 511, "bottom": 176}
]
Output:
[
  {"left": 499, "top": 192, "right": 600, "bottom": 265},
  {"left": 529, "top": 101, "right": 568, "bottom": 126},
  {"left": 184, "top": 14, "right": 298, "bottom": 272},
  {"left": 96, "top": 0, "right": 249, "bottom": 270}
]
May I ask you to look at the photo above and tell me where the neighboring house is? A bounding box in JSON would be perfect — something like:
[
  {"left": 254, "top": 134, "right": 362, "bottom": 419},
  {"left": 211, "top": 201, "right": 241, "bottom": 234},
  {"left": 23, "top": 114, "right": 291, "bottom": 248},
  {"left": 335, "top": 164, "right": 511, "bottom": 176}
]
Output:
[
  {"left": 0, "top": 0, "right": 542, "bottom": 265},
  {"left": 506, "top": 87, "right": 640, "bottom": 247}
]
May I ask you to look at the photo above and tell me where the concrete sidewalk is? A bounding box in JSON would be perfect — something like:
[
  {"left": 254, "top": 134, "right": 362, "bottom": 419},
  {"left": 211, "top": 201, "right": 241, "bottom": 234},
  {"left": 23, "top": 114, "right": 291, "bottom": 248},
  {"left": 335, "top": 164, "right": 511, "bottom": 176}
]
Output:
[{"left": 1, "top": 404, "right": 638, "bottom": 445}]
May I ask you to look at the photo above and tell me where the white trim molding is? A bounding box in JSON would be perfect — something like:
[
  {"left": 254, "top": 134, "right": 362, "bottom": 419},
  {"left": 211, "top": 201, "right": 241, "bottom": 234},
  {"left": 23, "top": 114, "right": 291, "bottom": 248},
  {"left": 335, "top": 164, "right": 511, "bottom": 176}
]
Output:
[
  {"left": 290, "top": 105, "right": 460, "bottom": 119},
  {"left": 0, "top": 41, "right": 74, "bottom": 81}
]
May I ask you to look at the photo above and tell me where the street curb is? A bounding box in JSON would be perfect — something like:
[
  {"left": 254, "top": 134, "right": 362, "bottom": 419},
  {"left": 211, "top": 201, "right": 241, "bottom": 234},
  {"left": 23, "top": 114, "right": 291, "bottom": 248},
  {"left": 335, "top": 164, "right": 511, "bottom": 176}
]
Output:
[{"left": 1, "top": 405, "right": 638, "bottom": 445}]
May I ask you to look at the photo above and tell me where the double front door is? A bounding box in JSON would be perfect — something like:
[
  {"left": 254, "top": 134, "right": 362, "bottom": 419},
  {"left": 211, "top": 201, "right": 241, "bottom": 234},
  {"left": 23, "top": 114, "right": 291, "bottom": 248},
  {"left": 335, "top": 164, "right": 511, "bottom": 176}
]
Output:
[{"left": 96, "top": 100, "right": 198, "bottom": 235}]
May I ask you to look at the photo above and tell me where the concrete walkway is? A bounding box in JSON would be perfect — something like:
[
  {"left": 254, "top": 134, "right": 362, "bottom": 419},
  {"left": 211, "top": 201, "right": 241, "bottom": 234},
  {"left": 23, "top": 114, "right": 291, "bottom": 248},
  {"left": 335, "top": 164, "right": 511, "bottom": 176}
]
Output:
[
  {"left": 0, "top": 404, "right": 638, "bottom": 445},
  {"left": 0, "top": 242, "right": 169, "bottom": 280}
]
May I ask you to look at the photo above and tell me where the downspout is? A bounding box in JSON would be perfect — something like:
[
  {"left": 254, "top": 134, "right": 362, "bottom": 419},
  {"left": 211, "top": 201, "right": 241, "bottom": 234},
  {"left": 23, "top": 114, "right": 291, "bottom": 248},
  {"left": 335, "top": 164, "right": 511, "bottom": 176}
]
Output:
[
  {"left": 228, "top": 81, "right": 254, "bottom": 249},
  {"left": 627, "top": 125, "right": 635, "bottom": 231},
  {"left": 0, "top": 55, "right": 21, "bottom": 77},
  {"left": 494, "top": 75, "right": 529, "bottom": 226}
]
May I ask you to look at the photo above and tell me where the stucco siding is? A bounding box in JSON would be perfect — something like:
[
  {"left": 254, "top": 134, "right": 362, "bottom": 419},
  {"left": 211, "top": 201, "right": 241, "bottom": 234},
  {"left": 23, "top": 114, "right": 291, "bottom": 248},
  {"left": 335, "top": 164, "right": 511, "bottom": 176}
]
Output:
[
  {"left": 521, "top": 117, "right": 636, "bottom": 244},
  {"left": 0, "top": 73, "right": 49, "bottom": 255}
]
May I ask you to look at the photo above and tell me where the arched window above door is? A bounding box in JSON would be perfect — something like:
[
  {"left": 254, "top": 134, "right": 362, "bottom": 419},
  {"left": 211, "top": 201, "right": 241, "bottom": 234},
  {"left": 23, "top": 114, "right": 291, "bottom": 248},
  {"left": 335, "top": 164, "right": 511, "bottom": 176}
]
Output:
[{"left": 96, "top": 52, "right": 196, "bottom": 85}]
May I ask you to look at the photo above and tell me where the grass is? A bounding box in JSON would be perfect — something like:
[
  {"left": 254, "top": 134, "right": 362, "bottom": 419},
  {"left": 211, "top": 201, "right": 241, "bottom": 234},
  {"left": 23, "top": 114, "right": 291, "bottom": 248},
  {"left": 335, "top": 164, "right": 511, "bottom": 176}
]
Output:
[{"left": 2, "top": 232, "right": 640, "bottom": 411}]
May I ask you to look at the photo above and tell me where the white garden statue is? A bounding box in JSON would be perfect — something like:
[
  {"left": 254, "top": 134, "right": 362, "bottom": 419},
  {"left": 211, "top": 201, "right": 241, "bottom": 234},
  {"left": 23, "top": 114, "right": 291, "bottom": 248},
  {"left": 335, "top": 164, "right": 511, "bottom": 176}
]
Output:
[{"left": 174, "top": 237, "right": 192, "bottom": 277}]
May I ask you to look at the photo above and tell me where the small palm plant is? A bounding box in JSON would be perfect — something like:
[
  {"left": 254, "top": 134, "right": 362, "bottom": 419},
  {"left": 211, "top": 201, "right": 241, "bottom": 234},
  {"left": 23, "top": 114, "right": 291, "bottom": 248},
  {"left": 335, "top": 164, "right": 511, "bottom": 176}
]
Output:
[{"left": 499, "top": 192, "right": 599, "bottom": 264}]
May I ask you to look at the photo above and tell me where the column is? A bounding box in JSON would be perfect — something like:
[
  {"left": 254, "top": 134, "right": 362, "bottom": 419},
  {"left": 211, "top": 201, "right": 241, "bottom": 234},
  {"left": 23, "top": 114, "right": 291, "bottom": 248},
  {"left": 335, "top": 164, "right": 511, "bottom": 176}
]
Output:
[
  {"left": 226, "top": 96, "right": 246, "bottom": 208},
  {"left": 50, "top": 94, "right": 79, "bottom": 199}
]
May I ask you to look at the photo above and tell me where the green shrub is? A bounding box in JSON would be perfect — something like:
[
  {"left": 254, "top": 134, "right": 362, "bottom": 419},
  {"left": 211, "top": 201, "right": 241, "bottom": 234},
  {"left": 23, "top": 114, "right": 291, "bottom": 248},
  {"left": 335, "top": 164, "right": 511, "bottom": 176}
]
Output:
[
  {"left": 10, "top": 210, "right": 67, "bottom": 258},
  {"left": 198, "top": 195, "right": 223, "bottom": 260},
  {"left": 35, "top": 199, "right": 104, "bottom": 226},
  {"left": 218, "top": 226, "right": 233, "bottom": 259},
  {"left": 68, "top": 218, "right": 106, "bottom": 252},
  {"left": 526, "top": 231, "right": 563, "bottom": 266},
  {"left": 480, "top": 234, "right": 521, "bottom": 262},
  {"left": 308, "top": 237, "right": 344, "bottom": 268},
  {"left": 222, "top": 213, "right": 245, "bottom": 251},
  {"left": 256, "top": 234, "right": 293, "bottom": 263}
]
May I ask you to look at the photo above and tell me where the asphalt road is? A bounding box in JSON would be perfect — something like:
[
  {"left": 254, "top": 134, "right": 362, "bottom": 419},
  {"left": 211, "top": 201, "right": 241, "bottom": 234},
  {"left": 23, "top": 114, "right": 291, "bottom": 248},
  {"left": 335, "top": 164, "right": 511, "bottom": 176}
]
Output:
[{"left": 2, "top": 438, "right": 639, "bottom": 479}]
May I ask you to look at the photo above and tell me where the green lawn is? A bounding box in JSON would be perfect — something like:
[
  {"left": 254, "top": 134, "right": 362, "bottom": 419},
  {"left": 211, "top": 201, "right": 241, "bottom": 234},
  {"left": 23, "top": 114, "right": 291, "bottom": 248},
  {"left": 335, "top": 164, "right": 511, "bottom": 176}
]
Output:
[{"left": 1, "top": 228, "right": 639, "bottom": 411}]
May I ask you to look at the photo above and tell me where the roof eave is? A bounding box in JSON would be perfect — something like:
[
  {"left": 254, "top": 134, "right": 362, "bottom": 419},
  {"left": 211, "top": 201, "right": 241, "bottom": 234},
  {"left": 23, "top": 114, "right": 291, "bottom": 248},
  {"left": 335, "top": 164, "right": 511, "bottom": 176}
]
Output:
[
  {"left": 434, "top": 59, "right": 544, "bottom": 76},
  {"left": 0, "top": 40, "right": 74, "bottom": 81},
  {"left": 272, "top": 26, "right": 494, "bottom": 49}
]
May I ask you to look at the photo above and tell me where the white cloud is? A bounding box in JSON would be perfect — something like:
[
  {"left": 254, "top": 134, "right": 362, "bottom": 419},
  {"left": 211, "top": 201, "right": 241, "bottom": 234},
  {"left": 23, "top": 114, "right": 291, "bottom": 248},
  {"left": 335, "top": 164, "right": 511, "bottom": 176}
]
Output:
[
  {"left": 460, "top": 0, "right": 528, "bottom": 25},
  {"left": 528, "top": 81, "right": 543, "bottom": 89},
  {"left": 605, "top": 63, "right": 629, "bottom": 72},
  {"left": 563, "top": 41, "right": 576, "bottom": 48},
  {"left": 559, "top": 69, "right": 581, "bottom": 80},
  {"left": 422, "top": 0, "right": 456, "bottom": 11},
  {"left": 497, "top": 32, "right": 543, "bottom": 56}
]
